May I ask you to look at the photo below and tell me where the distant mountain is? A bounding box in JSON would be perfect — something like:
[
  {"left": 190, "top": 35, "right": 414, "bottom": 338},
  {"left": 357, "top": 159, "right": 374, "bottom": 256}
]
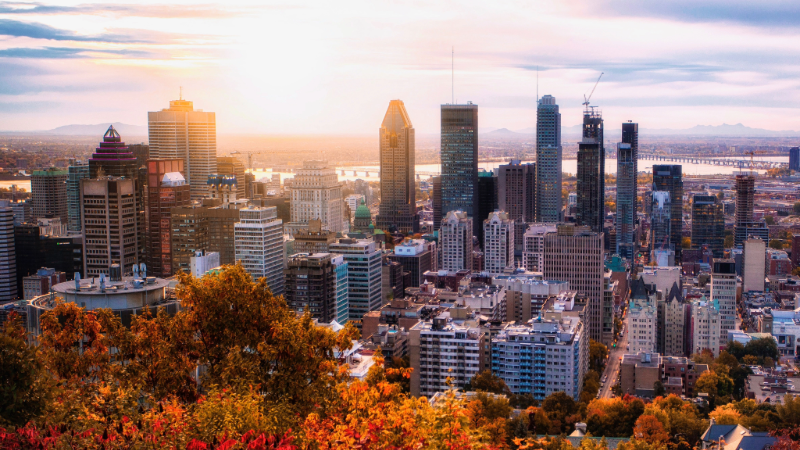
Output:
[
  {"left": 486, "top": 128, "right": 521, "bottom": 136},
  {"left": 3, "top": 122, "right": 148, "bottom": 137},
  {"left": 642, "top": 123, "right": 800, "bottom": 137}
]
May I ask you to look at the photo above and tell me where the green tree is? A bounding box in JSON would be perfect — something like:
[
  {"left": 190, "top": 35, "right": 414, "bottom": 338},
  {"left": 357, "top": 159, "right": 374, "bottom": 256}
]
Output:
[
  {"left": 724, "top": 235, "right": 735, "bottom": 248},
  {"left": 770, "top": 239, "right": 785, "bottom": 250},
  {"left": 653, "top": 381, "right": 666, "bottom": 398},
  {"left": 744, "top": 337, "right": 780, "bottom": 361},
  {"left": 765, "top": 215, "right": 775, "bottom": 225},
  {"left": 794, "top": 202, "right": 800, "bottom": 214},
  {"left": 466, "top": 369, "right": 512, "bottom": 396},
  {"left": 776, "top": 394, "right": 800, "bottom": 427},
  {"left": 726, "top": 341, "right": 746, "bottom": 360},
  {"left": 542, "top": 391, "right": 579, "bottom": 433},
  {"left": 589, "top": 340, "right": 609, "bottom": 373}
]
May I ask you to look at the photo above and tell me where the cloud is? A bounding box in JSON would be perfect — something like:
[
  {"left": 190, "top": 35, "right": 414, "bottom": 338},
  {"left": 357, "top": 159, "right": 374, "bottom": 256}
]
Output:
[
  {"left": 0, "top": 100, "right": 59, "bottom": 112},
  {"left": 0, "top": 2, "right": 290, "bottom": 18},
  {"left": 0, "top": 46, "right": 152, "bottom": 59},
  {"left": 0, "top": 18, "right": 147, "bottom": 42}
]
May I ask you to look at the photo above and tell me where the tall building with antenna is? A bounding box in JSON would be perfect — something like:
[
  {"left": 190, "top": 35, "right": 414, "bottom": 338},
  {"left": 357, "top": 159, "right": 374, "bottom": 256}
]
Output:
[
  {"left": 616, "top": 141, "right": 636, "bottom": 261},
  {"left": 148, "top": 95, "right": 217, "bottom": 200},
  {"left": 440, "top": 103, "right": 479, "bottom": 235},
  {"left": 576, "top": 107, "right": 605, "bottom": 233},
  {"left": 535, "top": 95, "right": 562, "bottom": 222},
  {"left": 376, "top": 100, "right": 418, "bottom": 233}
]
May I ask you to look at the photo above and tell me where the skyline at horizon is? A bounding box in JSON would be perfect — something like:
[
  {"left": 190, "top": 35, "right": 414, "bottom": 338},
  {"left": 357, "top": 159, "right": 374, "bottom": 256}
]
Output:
[{"left": 1, "top": 0, "right": 799, "bottom": 134}]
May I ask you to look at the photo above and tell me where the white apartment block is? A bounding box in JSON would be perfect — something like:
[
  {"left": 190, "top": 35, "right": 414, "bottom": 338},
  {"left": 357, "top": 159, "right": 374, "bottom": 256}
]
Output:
[
  {"left": 329, "top": 238, "right": 382, "bottom": 323},
  {"left": 410, "top": 314, "right": 484, "bottom": 397},
  {"left": 440, "top": 210, "right": 473, "bottom": 272},
  {"left": 639, "top": 265, "right": 681, "bottom": 294},
  {"left": 711, "top": 260, "right": 737, "bottom": 347},
  {"left": 627, "top": 280, "right": 657, "bottom": 354},
  {"left": 484, "top": 211, "right": 514, "bottom": 274},
  {"left": 234, "top": 206, "right": 285, "bottom": 295},
  {"left": 492, "top": 277, "right": 569, "bottom": 323},
  {"left": 692, "top": 296, "right": 722, "bottom": 357},
  {"left": 492, "top": 315, "right": 588, "bottom": 401},
  {"left": 287, "top": 161, "right": 345, "bottom": 235},
  {"left": 743, "top": 238, "right": 766, "bottom": 293},
  {"left": 522, "top": 223, "right": 557, "bottom": 273}
]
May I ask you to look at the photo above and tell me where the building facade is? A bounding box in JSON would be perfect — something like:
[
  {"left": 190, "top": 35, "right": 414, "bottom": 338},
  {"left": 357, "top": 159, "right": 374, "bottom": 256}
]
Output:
[
  {"left": 536, "top": 95, "right": 562, "bottom": 223},
  {"left": 691, "top": 297, "right": 721, "bottom": 357},
  {"left": 284, "top": 253, "right": 339, "bottom": 323},
  {"left": 743, "top": 237, "right": 766, "bottom": 293},
  {"left": 329, "top": 238, "right": 382, "bottom": 324},
  {"left": 287, "top": 160, "right": 345, "bottom": 235},
  {"left": 148, "top": 98, "right": 217, "bottom": 200},
  {"left": 627, "top": 279, "right": 658, "bottom": 354},
  {"left": 216, "top": 156, "right": 246, "bottom": 200},
  {"left": 0, "top": 208, "right": 16, "bottom": 302},
  {"left": 522, "top": 223, "right": 557, "bottom": 272},
  {"left": 376, "top": 100, "right": 418, "bottom": 233},
  {"left": 476, "top": 170, "right": 498, "bottom": 248},
  {"left": 651, "top": 191, "right": 672, "bottom": 255},
  {"left": 692, "top": 194, "right": 724, "bottom": 258},
  {"left": 616, "top": 142, "right": 636, "bottom": 261},
  {"left": 31, "top": 168, "right": 68, "bottom": 222},
  {"left": 483, "top": 211, "right": 515, "bottom": 274},
  {"left": 234, "top": 206, "right": 285, "bottom": 295},
  {"left": 145, "top": 159, "right": 190, "bottom": 277},
  {"left": 387, "top": 239, "right": 432, "bottom": 288},
  {"left": 67, "top": 163, "right": 90, "bottom": 232},
  {"left": 734, "top": 173, "right": 769, "bottom": 247},
  {"left": 652, "top": 165, "right": 683, "bottom": 261},
  {"left": 440, "top": 210, "right": 473, "bottom": 272},
  {"left": 711, "top": 259, "right": 737, "bottom": 349},
  {"left": 497, "top": 161, "right": 535, "bottom": 260}
]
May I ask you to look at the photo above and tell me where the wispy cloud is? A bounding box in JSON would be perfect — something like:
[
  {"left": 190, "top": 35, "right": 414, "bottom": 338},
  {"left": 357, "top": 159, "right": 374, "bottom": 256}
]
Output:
[
  {"left": 0, "top": 18, "right": 147, "bottom": 42},
  {"left": 0, "top": 46, "right": 152, "bottom": 59},
  {"left": 0, "top": 2, "right": 269, "bottom": 18}
]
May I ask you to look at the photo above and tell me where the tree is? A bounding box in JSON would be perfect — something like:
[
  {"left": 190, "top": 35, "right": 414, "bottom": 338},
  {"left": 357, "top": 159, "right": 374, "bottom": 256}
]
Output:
[
  {"left": 0, "top": 315, "right": 50, "bottom": 425},
  {"left": 770, "top": 239, "right": 785, "bottom": 250},
  {"left": 467, "top": 369, "right": 512, "bottom": 396},
  {"left": 765, "top": 215, "right": 775, "bottom": 225},
  {"left": 589, "top": 340, "right": 609, "bottom": 373},
  {"left": 542, "top": 392, "right": 579, "bottom": 434},
  {"left": 794, "top": 202, "right": 800, "bottom": 215},
  {"left": 585, "top": 396, "right": 646, "bottom": 438},
  {"left": 724, "top": 235, "right": 734, "bottom": 249},
  {"left": 726, "top": 341, "right": 746, "bottom": 360},
  {"left": 744, "top": 337, "right": 780, "bottom": 361},
  {"left": 385, "top": 355, "right": 410, "bottom": 393},
  {"left": 695, "top": 371, "right": 720, "bottom": 397},
  {"left": 682, "top": 237, "right": 692, "bottom": 249},
  {"left": 653, "top": 381, "right": 666, "bottom": 398},
  {"left": 633, "top": 414, "right": 669, "bottom": 444},
  {"left": 776, "top": 394, "right": 800, "bottom": 427}
]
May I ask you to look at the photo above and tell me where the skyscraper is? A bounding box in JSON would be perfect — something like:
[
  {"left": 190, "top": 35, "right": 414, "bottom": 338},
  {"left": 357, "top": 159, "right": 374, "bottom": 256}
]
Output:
[
  {"left": 498, "top": 161, "right": 535, "bottom": 260},
  {"left": 440, "top": 103, "right": 479, "bottom": 234},
  {"left": 67, "top": 162, "right": 89, "bottom": 232},
  {"left": 234, "top": 206, "right": 285, "bottom": 295},
  {"left": 216, "top": 156, "right": 246, "bottom": 200},
  {"left": 734, "top": 172, "right": 769, "bottom": 247},
  {"left": 431, "top": 175, "right": 442, "bottom": 231},
  {"left": 89, "top": 126, "right": 139, "bottom": 180},
  {"left": 284, "top": 253, "right": 340, "bottom": 324},
  {"left": 692, "top": 194, "right": 724, "bottom": 257},
  {"left": 711, "top": 259, "right": 736, "bottom": 348},
  {"left": 148, "top": 98, "right": 217, "bottom": 200},
  {"left": 31, "top": 168, "right": 68, "bottom": 222},
  {"left": 80, "top": 177, "right": 141, "bottom": 277},
  {"left": 286, "top": 161, "right": 345, "bottom": 235},
  {"left": 440, "top": 210, "right": 473, "bottom": 271},
  {"left": 329, "top": 238, "right": 382, "bottom": 324},
  {"left": 543, "top": 225, "right": 605, "bottom": 343},
  {"left": 651, "top": 191, "right": 672, "bottom": 255},
  {"left": 621, "top": 121, "right": 639, "bottom": 212},
  {"left": 616, "top": 142, "right": 636, "bottom": 261},
  {"left": 376, "top": 100, "right": 418, "bottom": 233},
  {"left": 0, "top": 207, "right": 16, "bottom": 302},
  {"left": 145, "top": 159, "right": 190, "bottom": 277},
  {"left": 536, "top": 95, "right": 562, "bottom": 222},
  {"left": 576, "top": 108, "right": 605, "bottom": 233},
  {"left": 476, "top": 170, "right": 497, "bottom": 248},
  {"left": 789, "top": 147, "right": 800, "bottom": 172},
  {"left": 483, "top": 211, "right": 514, "bottom": 274},
  {"left": 652, "top": 165, "right": 683, "bottom": 261}
]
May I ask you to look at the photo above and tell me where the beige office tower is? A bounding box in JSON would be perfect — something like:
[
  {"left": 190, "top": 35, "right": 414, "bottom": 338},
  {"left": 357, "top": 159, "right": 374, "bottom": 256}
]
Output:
[
  {"left": 286, "top": 161, "right": 345, "bottom": 236},
  {"left": 80, "top": 177, "right": 142, "bottom": 277},
  {"left": 216, "top": 157, "right": 246, "bottom": 200},
  {"left": 376, "top": 100, "right": 417, "bottom": 233},
  {"left": 543, "top": 225, "right": 605, "bottom": 342},
  {"left": 148, "top": 98, "right": 217, "bottom": 200},
  {"left": 440, "top": 210, "right": 473, "bottom": 272}
]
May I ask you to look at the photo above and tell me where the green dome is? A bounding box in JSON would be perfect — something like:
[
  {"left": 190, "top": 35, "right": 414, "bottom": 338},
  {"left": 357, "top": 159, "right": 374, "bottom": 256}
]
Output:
[{"left": 354, "top": 198, "right": 372, "bottom": 220}]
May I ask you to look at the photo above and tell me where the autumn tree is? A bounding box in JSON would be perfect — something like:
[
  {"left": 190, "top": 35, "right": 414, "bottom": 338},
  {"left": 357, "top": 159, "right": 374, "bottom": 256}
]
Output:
[
  {"left": 585, "top": 396, "right": 646, "bottom": 437},
  {"left": 0, "top": 314, "right": 50, "bottom": 425},
  {"left": 589, "top": 340, "right": 608, "bottom": 373},
  {"left": 542, "top": 391, "right": 579, "bottom": 434},
  {"left": 467, "top": 369, "right": 512, "bottom": 396},
  {"left": 633, "top": 414, "right": 670, "bottom": 444}
]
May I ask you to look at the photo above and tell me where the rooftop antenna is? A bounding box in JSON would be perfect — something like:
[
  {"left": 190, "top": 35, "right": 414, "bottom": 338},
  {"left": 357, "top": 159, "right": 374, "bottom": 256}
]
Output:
[
  {"left": 179, "top": 86, "right": 183, "bottom": 101},
  {"left": 583, "top": 72, "right": 604, "bottom": 108},
  {"left": 451, "top": 46, "right": 454, "bottom": 104}
]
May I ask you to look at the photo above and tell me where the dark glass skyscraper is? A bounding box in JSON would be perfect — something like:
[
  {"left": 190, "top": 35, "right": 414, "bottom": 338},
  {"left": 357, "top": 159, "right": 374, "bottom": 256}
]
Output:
[
  {"left": 377, "top": 100, "right": 418, "bottom": 233},
  {"left": 621, "top": 122, "right": 638, "bottom": 213},
  {"left": 692, "top": 194, "right": 724, "bottom": 257},
  {"left": 535, "top": 95, "right": 561, "bottom": 222},
  {"left": 89, "top": 126, "right": 139, "bottom": 180},
  {"left": 652, "top": 165, "right": 683, "bottom": 261},
  {"left": 789, "top": 147, "right": 800, "bottom": 172},
  {"left": 616, "top": 142, "right": 636, "bottom": 261},
  {"left": 498, "top": 161, "right": 535, "bottom": 261},
  {"left": 440, "top": 103, "right": 479, "bottom": 235},
  {"left": 733, "top": 172, "right": 768, "bottom": 246},
  {"left": 476, "top": 170, "right": 497, "bottom": 249},
  {"left": 576, "top": 108, "right": 604, "bottom": 233}
]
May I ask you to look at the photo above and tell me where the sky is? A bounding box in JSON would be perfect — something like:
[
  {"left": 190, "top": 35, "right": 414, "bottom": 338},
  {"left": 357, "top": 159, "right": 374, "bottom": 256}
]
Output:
[{"left": 1, "top": 0, "right": 799, "bottom": 134}]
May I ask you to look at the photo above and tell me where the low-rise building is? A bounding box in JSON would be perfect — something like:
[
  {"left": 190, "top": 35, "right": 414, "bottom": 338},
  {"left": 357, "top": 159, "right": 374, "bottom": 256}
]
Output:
[
  {"left": 22, "top": 267, "right": 66, "bottom": 300},
  {"left": 745, "top": 373, "right": 800, "bottom": 404},
  {"left": 492, "top": 278, "right": 569, "bottom": 323}
]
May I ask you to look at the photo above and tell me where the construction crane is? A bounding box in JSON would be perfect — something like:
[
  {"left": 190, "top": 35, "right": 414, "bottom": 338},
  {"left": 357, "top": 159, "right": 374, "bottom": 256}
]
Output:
[{"left": 583, "top": 72, "right": 604, "bottom": 107}]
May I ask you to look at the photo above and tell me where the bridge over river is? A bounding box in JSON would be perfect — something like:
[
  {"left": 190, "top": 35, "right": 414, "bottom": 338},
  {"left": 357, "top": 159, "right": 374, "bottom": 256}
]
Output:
[{"left": 639, "top": 153, "right": 787, "bottom": 169}]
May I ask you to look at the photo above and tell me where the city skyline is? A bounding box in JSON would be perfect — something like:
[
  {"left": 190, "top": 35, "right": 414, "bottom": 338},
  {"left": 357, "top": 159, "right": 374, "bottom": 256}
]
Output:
[{"left": 1, "top": 1, "right": 799, "bottom": 134}]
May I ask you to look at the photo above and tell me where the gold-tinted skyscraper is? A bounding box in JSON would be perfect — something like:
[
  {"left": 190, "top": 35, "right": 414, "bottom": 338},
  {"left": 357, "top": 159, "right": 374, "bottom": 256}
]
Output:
[
  {"left": 148, "top": 98, "right": 217, "bottom": 200},
  {"left": 376, "top": 100, "right": 418, "bottom": 233}
]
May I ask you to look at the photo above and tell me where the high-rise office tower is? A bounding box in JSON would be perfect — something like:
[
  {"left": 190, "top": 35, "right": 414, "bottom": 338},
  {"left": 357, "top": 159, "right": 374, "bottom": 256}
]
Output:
[
  {"left": 440, "top": 210, "right": 473, "bottom": 271},
  {"left": 432, "top": 175, "right": 442, "bottom": 231},
  {"left": 329, "top": 238, "right": 382, "bottom": 324},
  {"left": 543, "top": 225, "right": 605, "bottom": 342},
  {"left": 498, "top": 161, "right": 535, "bottom": 260},
  {"left": 734, "top": 173, "right": 769, "bottom": 247},
  {"left": 216, "top": 156, "right": 246, "bottom": 200},
  {"left": 616, "top": 142, "right": 636, "bottom": 261},
  {"left": 286, "top": 161, "right": 345, "bottom": 236},
  {"left": 711, "top": 259, "right": 736, "bottom": 347},
  {"left": 483, "top": 211, "right": 514, "bottom": 274},
  {"left": 128, "top": 143, "right": 150, "bottom": 168},
  {"left": 387, "top": 239, "right": 432, "bottom": 288},
  {"left": 0, "top": 207, "right": 16, "bottom": 302},
  {"left": 790, "top": 147, "right": 800, "bottom": 172},
  {"left": 652, "top": 165, "right": 683, "bottom": 261},
  {"left": 376, "top": 100, "right": 418, "bottom": 233},
  {"left": 332, "top": 255, "right": 349, "bottom": 325},
  {"left": 145, "top": 159, "right": 190, "bottom": 277},
  {"left": 476, "top": 170, "right": 497, "bottom": 247},
  {"left": 234, "top": 206, "right": 285, "bottom": 295},
  {"left": 536, "top": 95, "right": 562, "bottom": 222},
  {"left": 14, "top": 222, "right": 82, "bottom": 299},
  {"left": 67, "top": 163, "right": 89, "bottom": 232},
  {"left": 89, "top": 126, "right": 140, "bottom": 180},
  {"left": 691, "top": 297, "right": 721, "bottom": 357},
  {"left": 621, "top": 122, "right": 639, "bottom": 212},
  {"left": 651, "top": 191, "right": 672, "bottom": 255},
  {"left": 692, "top": 194, "right": 724, "bottom": 258},
  {"left": 80, "top": 177, "right": 141, "bottom": 277},
  {"left": 31, "top": 168, "right": 68, "bottom": 222},
  {"left": 742, "top": 237, "right": 766, "bottom": 293},
  {"left": 440, "top": 103, "right": 479, "bottom": 234},
  {"left": 522, "top": 223, "right": 557, "bottom": 272},
  {"left": 576, "top": 108, "right": 604, "bottom": 233},
  {"left": 148, "top": 98, "right": 217, "bottom": 200},
  {"left": 284, "top": 253, "right": 339, "bottom": 324}
]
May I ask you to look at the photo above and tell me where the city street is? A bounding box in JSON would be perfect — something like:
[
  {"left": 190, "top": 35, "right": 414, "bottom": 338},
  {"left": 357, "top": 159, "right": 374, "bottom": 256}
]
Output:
[{"left": 599, "top": 328, "right": 629, "bottom": 399}]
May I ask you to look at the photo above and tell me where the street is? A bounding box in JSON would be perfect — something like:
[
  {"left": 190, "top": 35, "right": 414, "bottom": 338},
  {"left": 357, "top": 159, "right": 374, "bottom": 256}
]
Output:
[{"left": 599, "top": 327, "right": 629, "bottom": 399}]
